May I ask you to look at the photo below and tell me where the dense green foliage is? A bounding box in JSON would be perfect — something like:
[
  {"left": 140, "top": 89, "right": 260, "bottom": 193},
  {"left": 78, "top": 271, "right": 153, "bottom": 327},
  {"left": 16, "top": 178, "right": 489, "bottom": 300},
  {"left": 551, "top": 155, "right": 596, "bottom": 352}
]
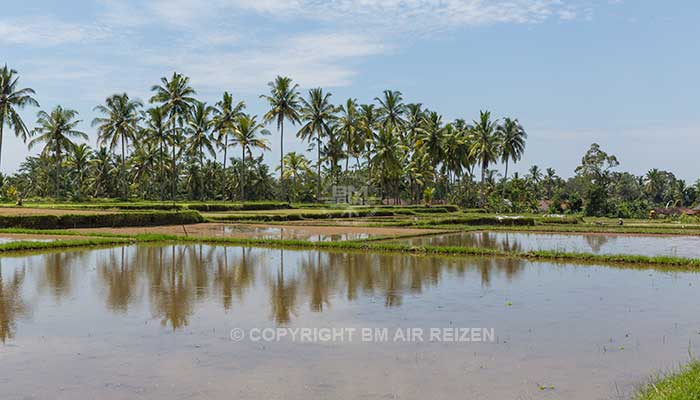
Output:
[
  {"left": 0, "top": 66, "right": 697, "bottom": 218},
  {"left": 0, "top": 210, "right": 203, "bottom": 229}
]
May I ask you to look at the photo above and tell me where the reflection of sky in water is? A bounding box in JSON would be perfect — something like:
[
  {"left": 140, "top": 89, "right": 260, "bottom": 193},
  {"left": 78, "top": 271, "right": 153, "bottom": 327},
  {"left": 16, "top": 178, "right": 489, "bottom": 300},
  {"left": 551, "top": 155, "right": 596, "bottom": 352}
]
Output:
[
  {"left": 393, "top": 231, "right": 700, "bottom": 258},
  {"left": 0, "top": 237, "right": 55, "bottom": 244},
  {"left": 218, "top": 225, "right": 372, "bottom": 241},
  {"left": 1, "top": 244, "right": 699, "bottom": 399}
]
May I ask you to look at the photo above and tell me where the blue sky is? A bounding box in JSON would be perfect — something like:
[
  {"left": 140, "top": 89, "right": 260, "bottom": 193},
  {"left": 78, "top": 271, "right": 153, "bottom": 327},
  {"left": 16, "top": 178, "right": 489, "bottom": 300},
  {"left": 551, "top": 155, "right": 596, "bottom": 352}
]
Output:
[{"left": 2, "top": 0, "right": 699, "bottom": 181}]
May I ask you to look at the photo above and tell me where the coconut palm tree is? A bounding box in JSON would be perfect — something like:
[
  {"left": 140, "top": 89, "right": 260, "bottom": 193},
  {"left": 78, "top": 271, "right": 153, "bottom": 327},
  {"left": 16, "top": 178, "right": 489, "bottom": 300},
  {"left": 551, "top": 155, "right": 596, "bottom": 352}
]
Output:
[
  {"left": 129, "top": 140, "right": 158, "bottom": 198},
  {"left": 375, "top": 90, "right": 406, "bottom": 131},
  {"left": 29, "top": 106, "right": 87, "bottom": 197},
  {"left": 297, "top": 88, "right": 336, "bottom": 201},
  {"left": 142, "top": 107, "right": 169, "bottom": 200},
  {"left": 185, "top": 101, "right": 216, "bottom": 200},
  {"left": 185, "top": 102, "right": 216, "bottom": 169},
  {"left": 0, "top": 65, "right": 39, "bottom": 170},
  {"left": 89, "top": 147, "right": 115, "bottom": 198},
  {"left": 66, "top": 143, "right": 91, "bottom": 199},
  {"left": 336, "top": 98, "right": 359, "bottom": 173},
  {"left": 213, "top": 92, "right": 245, "bottom": 199},
  {"left": 213, "top": 92, "right": 245, "bottom": 173},
  {"left": 417, "top": 111, "right": 445, "bottom": 179},
  {"left": 260, "top": 76, "right": 301, "bottom": 182},
  {"left": 370, "top": 126, "right": 402, "bottom": 200},
  {"left": 403, "top": 103, "right": 424, "bottom": 144},
  {"left": 150, "top": 72, "right": 197, "bottom": 200},
  {"left": 497, "top": 118, "right": 527, "bottom": 181},
  {"left": 231, "top": 114, "right": 271, "bottom": 201},
  {"left": 278, "top": 152, "right": 312, "bottom": 202},
  {"left": 469, "top": 111, "right": 500, "bottom": 207},
  {"left": 92, "top": 93, "right": 143, "bottom": 199},
  {"left": 358, "top": 104, "right": 379, "bottom": 175},
  {"left": 644, "top": 168, "right": 664, "bottom": 204}
]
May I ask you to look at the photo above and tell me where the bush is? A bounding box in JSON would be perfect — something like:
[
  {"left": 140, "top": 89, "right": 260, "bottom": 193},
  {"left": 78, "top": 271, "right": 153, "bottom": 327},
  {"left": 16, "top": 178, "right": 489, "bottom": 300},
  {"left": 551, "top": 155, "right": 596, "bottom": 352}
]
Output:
[
  {"left": 0, "top": 210, "right": 204, "bottom": 229},
  {"left": 187, "top": 202, "right": 291, "bottom": 212},
  {"left": 420, "top": 216, "right": 536, "bottom": 226},
  {"left": 538, "top": 216, "right": 581, "bottom": 224},
  {"left": 210, "top": 209, "right": 395, "bottom": 222}
]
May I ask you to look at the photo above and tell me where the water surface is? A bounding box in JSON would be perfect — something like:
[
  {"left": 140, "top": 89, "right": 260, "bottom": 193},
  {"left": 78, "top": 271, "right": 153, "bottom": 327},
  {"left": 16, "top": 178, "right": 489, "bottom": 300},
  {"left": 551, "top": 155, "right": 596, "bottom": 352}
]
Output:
[
  {"left": 392, "top": 231, "right": 700, "bottom": 258},
  {"left": 1, "top": 244, "right": 699, "bottom": 399}
]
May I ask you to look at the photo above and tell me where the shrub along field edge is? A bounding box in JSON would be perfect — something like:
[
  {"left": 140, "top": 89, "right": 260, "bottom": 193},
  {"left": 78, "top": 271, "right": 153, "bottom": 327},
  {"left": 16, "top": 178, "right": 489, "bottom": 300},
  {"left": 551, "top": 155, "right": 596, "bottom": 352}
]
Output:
[{"left": 0, "top": 210, "right": 204, "bottom": 230}]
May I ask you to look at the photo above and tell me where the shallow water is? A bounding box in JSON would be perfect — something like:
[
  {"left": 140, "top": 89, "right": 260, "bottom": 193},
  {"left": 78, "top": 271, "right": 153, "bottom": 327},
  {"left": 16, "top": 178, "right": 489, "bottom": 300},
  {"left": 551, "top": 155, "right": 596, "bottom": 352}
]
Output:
[
  {"left": 392, "top": 231, "right": 700, "bottom": 258},
  {"left": 1, "top": 244, "right": 699, "bottom": 399},
  {"left": 193, "top": 224, "right": 373, "bottom": 241},
  {"left": 0, "top": 237, "right": 55, "bottom": 244}
]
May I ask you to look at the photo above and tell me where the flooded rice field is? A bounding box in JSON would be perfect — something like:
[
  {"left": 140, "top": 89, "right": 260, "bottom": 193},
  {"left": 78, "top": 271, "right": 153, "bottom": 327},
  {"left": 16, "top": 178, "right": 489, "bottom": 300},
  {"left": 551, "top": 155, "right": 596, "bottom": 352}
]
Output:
[
  {"left": 72, "top": 222, "right": 434, "bottom": 242},
  {"left": 392, "top": 231, "right": 700, "bottom": 259},
  {"left": 1, "top": 244, "right": 699, "bottom": 399}
]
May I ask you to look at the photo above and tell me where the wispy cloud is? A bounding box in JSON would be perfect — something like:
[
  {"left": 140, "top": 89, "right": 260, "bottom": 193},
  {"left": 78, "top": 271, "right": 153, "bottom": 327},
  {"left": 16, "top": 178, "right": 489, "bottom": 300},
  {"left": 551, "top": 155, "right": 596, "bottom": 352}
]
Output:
[
  {"left": 4, "top": 0, "right": 588, "bottom": 97},
  {"left": 147, "top": 32, "right": 387, "bottom": 91},
  {"left": 0, "top": 16, "right": 111, "bottom": 46}
]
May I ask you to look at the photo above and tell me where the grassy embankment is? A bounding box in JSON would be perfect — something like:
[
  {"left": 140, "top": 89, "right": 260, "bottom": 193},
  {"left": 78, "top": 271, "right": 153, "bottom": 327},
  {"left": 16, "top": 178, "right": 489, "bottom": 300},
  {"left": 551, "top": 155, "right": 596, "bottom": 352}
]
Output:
[
  {"left": 2, "top": 230, "right": 698, "bottom": 269},
  {"left": 0, "top": 202, "right": 699, "bottom": 265},
  {"left": 0, "top": 210, "right": 203, "bottom": 229},
  {"left": 634, "top": 361, "right": 700, "bottom": 400}
]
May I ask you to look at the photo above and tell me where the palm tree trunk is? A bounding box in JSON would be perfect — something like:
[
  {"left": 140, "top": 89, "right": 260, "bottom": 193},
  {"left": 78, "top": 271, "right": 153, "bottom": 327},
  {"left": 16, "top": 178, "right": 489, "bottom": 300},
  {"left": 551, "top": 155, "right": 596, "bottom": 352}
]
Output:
[
  {"left": 121, "top": 135, "right": 127, "bottom": 200},
  {"left": 0, "top": 118, "right": 4, "bottom": 170},
  {"left": 280, "top": 121, "right": 286, "bottom": 202},
  {"left": 172, "top": 120, "right": 177, "bottom": 201},
  {"left": 56, "top": 146, "right": 62, "bottom": 199},
  {"left": 316, "top": 133, "right": 321, "bottom": 202},
  {"left": 280, "top": 120, "right": 284, "bottom": 181},
  {"left": 200, "top": 143, "right": 205, "bottom": 201},
  {"left": 480, "top": 161, "right": 487, "bottom": 208},
  {"left": 504, "top": 159, "right": 509, "bottom": 182},
  {"left": 240, "top": 146, "right": 245, "bottom": 201},
  {"left": 159, "top": 139, "right": 164, "bottom": 201},
  {"left": 222, "top": 136, "right": 228, "bottom": 200}
]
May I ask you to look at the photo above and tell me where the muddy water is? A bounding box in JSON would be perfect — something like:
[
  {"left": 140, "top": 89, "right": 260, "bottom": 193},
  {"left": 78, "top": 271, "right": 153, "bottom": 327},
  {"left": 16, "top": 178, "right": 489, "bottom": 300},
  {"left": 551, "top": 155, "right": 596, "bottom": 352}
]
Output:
[
  {"left": 1, "top": 245, "right": 699, "bottom": 400},
  {"left": 392, "top": 231, "right": 700, "bottom": 258}
]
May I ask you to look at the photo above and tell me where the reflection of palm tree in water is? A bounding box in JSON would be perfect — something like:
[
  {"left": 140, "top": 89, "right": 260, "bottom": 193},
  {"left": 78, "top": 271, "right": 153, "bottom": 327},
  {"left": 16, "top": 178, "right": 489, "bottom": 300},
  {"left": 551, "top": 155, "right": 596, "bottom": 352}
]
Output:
[
  {"left": 303, "top": 252, "right": 331, "bottom": 312},
  {"left": 0, "top": 265, "right": 29, "bottom": 343},
  {"left": 39, "top": 252, "right": 84, "bottom": 301},
  {"left": 29, "top": 245, "right": 530, "bottom": 327},
  {"left": 584, "top": 235, "right": 611, "bottom": 253},
  {"left": 214, "top": 247, "right": 256, "bottom": 311},
  {"left": 98, "top": 246, "right": 139, "bottom": 313},
  {"left": 150, "top": 246, "right": 194, "bottom": 330},
  {"left": 268, "top": 249, "right": 299, "bottom": 324}
]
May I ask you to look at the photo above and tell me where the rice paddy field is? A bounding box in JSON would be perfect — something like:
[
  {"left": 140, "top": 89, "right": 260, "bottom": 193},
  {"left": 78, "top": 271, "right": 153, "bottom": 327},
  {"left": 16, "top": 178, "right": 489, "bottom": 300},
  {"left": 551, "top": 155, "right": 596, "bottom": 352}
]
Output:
[{"left": 1, "top": 202, "right": 699, "bottom": 399}]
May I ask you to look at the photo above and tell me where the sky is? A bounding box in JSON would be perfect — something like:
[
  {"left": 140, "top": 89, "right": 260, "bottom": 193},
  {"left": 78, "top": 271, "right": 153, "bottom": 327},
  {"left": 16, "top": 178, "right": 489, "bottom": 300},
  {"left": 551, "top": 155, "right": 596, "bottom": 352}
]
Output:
[{"left": 1, "top": 0, "right": 699, "bottom": 181}]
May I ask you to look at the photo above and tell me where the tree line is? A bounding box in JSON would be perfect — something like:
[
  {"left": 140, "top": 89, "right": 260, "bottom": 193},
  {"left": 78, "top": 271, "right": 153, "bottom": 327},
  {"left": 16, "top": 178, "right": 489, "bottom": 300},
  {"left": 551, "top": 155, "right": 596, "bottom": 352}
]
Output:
[{"left": 1, "top": 64, "right": 697, "bottom": 216}]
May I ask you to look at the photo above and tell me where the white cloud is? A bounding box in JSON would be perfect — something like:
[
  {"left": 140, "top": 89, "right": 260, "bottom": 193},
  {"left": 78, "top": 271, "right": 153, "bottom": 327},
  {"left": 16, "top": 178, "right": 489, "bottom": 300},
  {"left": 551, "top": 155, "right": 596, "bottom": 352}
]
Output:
[
  {"left": 146, "top": 32, "right": 387, "bottom": 91},
  {"left": 0, "top": 16, "right": 111, "bottom": 46},
  {"left": 212, "top": 0, "right": 579, "bottom": 29}
]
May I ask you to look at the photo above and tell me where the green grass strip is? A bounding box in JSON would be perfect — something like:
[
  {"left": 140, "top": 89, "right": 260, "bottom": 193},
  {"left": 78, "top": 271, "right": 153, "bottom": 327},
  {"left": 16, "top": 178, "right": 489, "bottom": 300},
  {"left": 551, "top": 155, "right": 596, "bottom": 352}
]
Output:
[
  {"left": 634, "top": 361, "right": 700, "bottom": 400},
  {"left": 124, "top": 234, "right": 700, "bottom": 268},
  {"left": 0, "top": 237, "right": 133, "bottom": 253},
  {"left": 0, "top": 231, "right": 698, "bottom": 268}
]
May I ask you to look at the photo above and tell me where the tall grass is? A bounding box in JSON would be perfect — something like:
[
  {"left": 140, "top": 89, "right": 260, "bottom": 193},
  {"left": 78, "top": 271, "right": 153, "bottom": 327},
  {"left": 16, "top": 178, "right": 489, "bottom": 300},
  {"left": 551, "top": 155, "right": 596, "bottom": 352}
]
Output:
[{"left": 634, "top": 361, "right": 700, "bottom": 400}]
